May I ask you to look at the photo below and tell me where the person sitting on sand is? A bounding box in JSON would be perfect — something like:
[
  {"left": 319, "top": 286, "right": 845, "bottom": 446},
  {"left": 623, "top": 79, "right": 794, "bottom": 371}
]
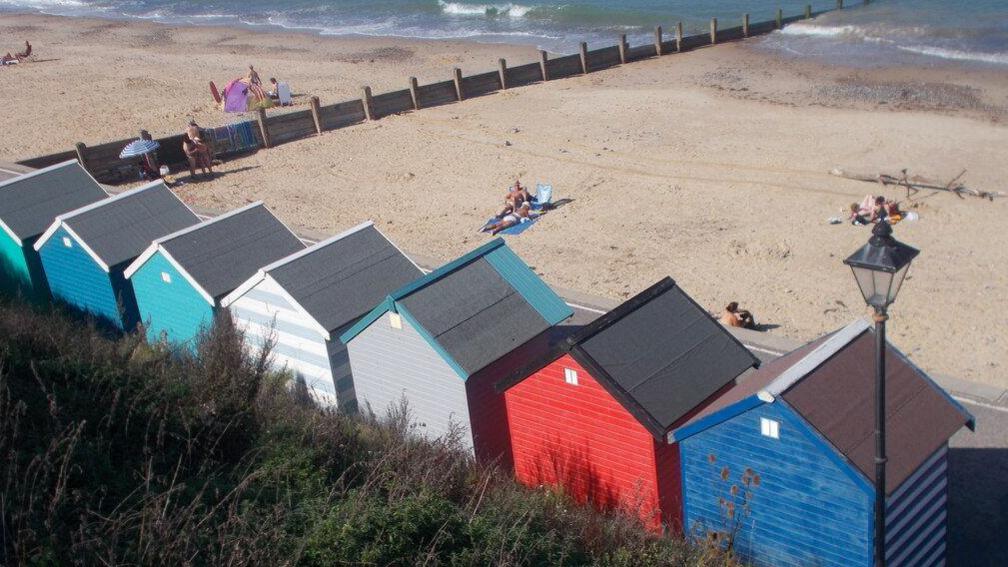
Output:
[
  {"left": 849, "top": 203, "right": 870, "bottom": 226},
  {"left": 498, "top": 179, "right": 532, "bottom": 218},
  {"left": 721, "top": 301, "right": 755, "bottom": 329},
  {"left": 485, "top": 202, "right": 532, "bottom": 235},
  {"left": 182, "top": 124, "right": 213, "bottom": 178},
  {"left": 267, "top": 77, "right": 279, "bottom": 99},
  {"left": 16, "top": 41, "right": 30, "bottom": 60}
]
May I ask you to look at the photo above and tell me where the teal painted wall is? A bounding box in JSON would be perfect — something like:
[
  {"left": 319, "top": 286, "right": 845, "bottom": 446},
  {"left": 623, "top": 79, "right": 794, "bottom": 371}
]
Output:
[
  {"left": 0, "top": 230, "right": 33, "bottom": 298},
  {"left": 38, "top": 226, "right": 125, "bottom": 328},
  {"left": 680, "top": 402, "right": 873, "bottom": 567},
  {"left": 131, "top": 251, "right": 214, "bottom": 345}
]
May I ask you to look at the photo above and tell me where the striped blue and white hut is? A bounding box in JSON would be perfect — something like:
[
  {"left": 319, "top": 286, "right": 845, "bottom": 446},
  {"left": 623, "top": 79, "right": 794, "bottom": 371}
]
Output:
[
  {"left": 669, "top": 319, "right": 975, "bottom": 567},
  {"left": 220, "top": 221, "right": 423, "bottom": 409}
]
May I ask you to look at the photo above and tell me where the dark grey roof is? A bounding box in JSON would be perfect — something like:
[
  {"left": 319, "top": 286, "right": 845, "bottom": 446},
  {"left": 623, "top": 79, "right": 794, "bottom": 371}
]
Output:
[
  {"left": 65, "top": 183, "right": 199, "bottom": 268},
  {"left": 576, "top": 279, "right": 759, "bottom": 436},
  {"left": 400, "top": 258, "right": 550, "bottom": 376},
  {"left": 268, "top": 225, "right": 423, "bottom": 332},
  {"left": 162, "top": 204, "right": 305, "bottom": 300},
  {"left": 497, "top": 278, "right": 760, "bottom": 439},
  {"left": 0, "top": 161, "right": 107, "bottom": 241}
]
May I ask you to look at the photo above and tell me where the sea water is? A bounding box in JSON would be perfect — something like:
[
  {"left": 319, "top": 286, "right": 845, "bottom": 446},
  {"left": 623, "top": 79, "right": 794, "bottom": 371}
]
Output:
[{"left": 2, "top": 0, "right": 1005, "bottom": 67}]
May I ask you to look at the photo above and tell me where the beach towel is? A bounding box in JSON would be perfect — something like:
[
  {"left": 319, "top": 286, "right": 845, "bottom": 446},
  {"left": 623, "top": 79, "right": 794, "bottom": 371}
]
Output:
[
  {"left": 480, "top": 214, "right": 540, "bottom": 236},
  {"left": 206, "top": 120, "right": 260, "bottom": 155}
]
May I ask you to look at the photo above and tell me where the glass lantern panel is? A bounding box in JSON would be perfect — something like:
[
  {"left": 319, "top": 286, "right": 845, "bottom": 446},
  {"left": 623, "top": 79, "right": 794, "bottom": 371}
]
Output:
[{"left": 886, "top": 262, "right": 911, "bottom": 306}]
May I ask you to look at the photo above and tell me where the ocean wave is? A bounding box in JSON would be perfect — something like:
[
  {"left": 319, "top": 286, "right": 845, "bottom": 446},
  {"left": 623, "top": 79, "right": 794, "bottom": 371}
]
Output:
[
  {"left": 896, "top": 44, "right": 1008, "bottom": 66},
  {"left": 438, "top": 1, "right": 532, "bottom": 18}
]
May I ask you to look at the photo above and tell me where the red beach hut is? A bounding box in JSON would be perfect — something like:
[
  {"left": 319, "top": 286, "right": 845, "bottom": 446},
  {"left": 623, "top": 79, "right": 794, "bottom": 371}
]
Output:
[{"left": 495, "top": 278, "right": 759, "bottom": 531}]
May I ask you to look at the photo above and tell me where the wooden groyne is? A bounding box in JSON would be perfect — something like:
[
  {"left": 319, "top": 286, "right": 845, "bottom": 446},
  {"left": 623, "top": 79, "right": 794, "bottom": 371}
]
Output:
[{"left": 19, "top": 4, "right": 848, "bottom": 183}]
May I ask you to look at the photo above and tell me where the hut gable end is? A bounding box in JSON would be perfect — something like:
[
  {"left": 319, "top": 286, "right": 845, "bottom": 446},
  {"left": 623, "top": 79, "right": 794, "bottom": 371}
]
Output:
[{"left": 680, "top": 402, "right": 874, "bottom": 567}]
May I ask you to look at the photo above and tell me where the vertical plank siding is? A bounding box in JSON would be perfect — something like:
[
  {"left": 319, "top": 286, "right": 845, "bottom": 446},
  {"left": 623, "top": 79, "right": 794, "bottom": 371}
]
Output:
[
  {"left": 228, "top": 277, "right": 342, "bottom": 406},
  {"left": 504, "top": 355, "right": 668, "bottom": 530},
  {"left": 0, "top": 232, "right": 33, "bottom": 296},
  {"left": 346, "top": 312, "right": 475, "bottom": 450},
  {"left": 39, "top": 227, "right": 123, "bottom": 328},
  {"left": 132, "top": 252, "right": 214, "bottom": 344},
  {"left": 885, "top": 446, "right": 949, "bottom": 566},
  {"left": 680, "top": 403, "right": 873, "bottom": 567}
]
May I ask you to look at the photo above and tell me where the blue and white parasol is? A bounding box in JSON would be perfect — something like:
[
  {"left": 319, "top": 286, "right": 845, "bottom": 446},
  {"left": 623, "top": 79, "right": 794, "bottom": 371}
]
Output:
[{"left": 119, "top": 139, "right": 161, "bottom": 159}]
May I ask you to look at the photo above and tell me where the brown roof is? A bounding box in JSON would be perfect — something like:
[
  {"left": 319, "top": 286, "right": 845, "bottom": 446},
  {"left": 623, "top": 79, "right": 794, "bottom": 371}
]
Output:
[
  {"left": 673, "top": 321, "right": 973, "bottom": 495},
  {"left": 781, "top": 329, "right": 972, "bottom": 494}
]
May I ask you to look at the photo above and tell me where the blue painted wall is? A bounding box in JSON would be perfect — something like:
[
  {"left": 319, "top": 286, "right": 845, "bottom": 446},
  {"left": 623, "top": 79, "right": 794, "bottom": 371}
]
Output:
[
  {"left": 39, "top": 227, "right": 128, "bottom": 329},
  {"left": 1, "top": 230, "right": 33, "bottom": 297},
  {"left": 131, "top": 251, "right": 214, "bottom": 345},
  {"left": 680, "top": 402, "right": 873, "bottom": 567}
]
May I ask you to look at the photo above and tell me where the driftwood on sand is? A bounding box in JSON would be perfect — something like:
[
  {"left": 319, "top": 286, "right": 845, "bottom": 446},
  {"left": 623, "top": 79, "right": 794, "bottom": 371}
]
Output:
[{"left": 830, "top": 167, "right": 1003, "bottom": 201}]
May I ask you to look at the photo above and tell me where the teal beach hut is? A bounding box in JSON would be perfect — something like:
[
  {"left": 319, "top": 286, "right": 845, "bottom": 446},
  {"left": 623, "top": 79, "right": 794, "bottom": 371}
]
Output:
[
  {"left": 33, "top": 181, "right": 199, "bottom": 329},
  {"left": 0, "top": 160, "right": 107, "bottom": 299},
  {"left": 125, "top": 202, "right": 305, "bottom": 345}
]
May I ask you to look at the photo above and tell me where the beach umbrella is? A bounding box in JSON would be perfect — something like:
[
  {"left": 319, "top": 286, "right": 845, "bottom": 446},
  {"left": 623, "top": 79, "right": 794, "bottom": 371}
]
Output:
[{"left": 119, "top": 139, "right": 161, "bottom": 159}]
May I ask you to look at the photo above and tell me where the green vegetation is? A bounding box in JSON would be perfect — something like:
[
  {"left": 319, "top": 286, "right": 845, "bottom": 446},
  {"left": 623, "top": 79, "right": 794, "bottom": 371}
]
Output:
[{"left": 0, "top": 298, "right": 731, "bottom": 565}]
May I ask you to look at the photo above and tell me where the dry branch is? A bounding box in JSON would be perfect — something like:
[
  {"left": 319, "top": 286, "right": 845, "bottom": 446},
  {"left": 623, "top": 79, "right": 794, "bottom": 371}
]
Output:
[{"left": 830, "top": 167, "right": 1003, "bottom": 201}]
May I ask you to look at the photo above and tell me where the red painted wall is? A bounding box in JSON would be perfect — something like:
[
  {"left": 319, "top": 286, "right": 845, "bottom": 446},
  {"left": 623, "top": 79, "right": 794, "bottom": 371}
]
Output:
[
  {"left": 466, "top": 371, "right": 514, "bottom": 470},
  {"left": 503, "top": 354, "right": 681, "bottom": 531}
]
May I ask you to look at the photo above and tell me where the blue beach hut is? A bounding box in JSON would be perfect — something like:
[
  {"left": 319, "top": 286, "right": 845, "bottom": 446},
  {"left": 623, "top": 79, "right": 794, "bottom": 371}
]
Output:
[
  {"left": 0, "top": 160, "right": 108, "bottom": 299},
  {"left": 33, "top": 181, "right": 199, "bottom": 329},
  {"left": 124, "top": 202, "right": 305, "bottom": 345},
  {"left": 340, "top": 238, "right": 573, "bottom": 464},
  {"left": 669, "top": 319, "right": 975, "bottom": 567}
]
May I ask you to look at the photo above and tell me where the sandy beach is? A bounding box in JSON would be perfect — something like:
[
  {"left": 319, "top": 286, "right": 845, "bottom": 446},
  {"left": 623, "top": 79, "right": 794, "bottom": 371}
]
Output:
[{"left": 3, "top": 12, "right": 1007, "bottom": 388}]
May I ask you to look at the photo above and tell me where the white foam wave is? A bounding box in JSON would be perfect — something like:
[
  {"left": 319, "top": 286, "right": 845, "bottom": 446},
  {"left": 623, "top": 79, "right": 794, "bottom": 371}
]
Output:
[
  {"left": 438, "top": 1, "right": 531, "bottom": 18},
  {"left": 896, "top": 44, "right": 1008, "bottom": 66}
]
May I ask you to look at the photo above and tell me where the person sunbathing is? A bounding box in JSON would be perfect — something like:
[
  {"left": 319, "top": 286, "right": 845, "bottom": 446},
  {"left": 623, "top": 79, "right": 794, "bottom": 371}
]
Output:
[
  {"left": 498, "top": 179, "right": 532, "bottom": 218},
  {"left": 485, "top": 202, "right": 532, "bottom": 235},
  {"left": 183, "top": 124, "right": 213, "bottom": 178}
]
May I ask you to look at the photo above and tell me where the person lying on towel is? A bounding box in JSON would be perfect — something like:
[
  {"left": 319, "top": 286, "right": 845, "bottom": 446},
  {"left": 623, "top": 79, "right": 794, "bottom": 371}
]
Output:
[{"left": 484, "top": 202, "right": 533, "bottom": 235}]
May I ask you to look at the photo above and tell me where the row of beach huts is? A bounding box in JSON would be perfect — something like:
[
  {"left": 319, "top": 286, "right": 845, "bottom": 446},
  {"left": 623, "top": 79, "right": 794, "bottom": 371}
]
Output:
[{"left": 0, "top": 160, "right": 972, "bottom": 567}]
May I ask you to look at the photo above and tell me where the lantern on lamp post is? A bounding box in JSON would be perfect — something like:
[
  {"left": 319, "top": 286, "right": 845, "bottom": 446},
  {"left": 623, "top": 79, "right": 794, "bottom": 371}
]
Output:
[{"left": 843, "top": 221, "right": 919, "bottom": 567}]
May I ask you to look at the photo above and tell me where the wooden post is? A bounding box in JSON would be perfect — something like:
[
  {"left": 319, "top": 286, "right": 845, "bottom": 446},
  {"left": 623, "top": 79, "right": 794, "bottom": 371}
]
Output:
[
  {"left": 309, "top": 96, "right": 322, "bottom": 134},
  {"left": 655, "top": 26, "right": 663, "bottom": 56},
  {"left": 676, "top": 22, "right": 683, "bottom": 52},
  {"left": 408, "top": 77, "right": 419, "bottom": 110},
  {"left": 498, "top": 58, "right": 508, "bottom": 89},
  {"left": 256, "top": 108, "right": 271, "bottom": 148},
  {"left": 805, "top": 4, "right": 812, "bottom": 18},
  {"left": 837, "top": 0, "right": 844, "bottom": 8},
  {"left": 74, "top": 142, "right": 88, "bottom": 168},
  {"left": 453, "top": 67, "right": 464, "bottom": 101},
  {"left": 776, "top": 8, "right": 783, "bottom": 29},
  {"left": 710, "top": 18, "right": 718, "bottom": 44},
  {"left": 618, "top": 34, "right": 627, "bottom": 64},
  {"left": 579, "top": 42, "right": 588, "bottom": 74},
  {"left": 539, "top": 50, "right": 549, "bottom": 81},
  {"left": 743, "top": 14, "right": 750, "bottom": 37},
  {"left": 361, "top": 86, "right": 374, "bottom": 121}
]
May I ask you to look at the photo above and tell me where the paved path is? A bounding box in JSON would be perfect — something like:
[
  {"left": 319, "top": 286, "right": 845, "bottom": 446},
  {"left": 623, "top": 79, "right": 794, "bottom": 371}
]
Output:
[{"left": 7, "top": 163, "right": 1005, "bottom": 565}]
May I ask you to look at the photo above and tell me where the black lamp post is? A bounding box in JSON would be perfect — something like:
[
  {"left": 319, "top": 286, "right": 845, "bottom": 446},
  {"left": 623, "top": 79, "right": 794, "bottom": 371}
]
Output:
[{"left": 843, "top": 221, "right": 919, "bottom": 567}]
